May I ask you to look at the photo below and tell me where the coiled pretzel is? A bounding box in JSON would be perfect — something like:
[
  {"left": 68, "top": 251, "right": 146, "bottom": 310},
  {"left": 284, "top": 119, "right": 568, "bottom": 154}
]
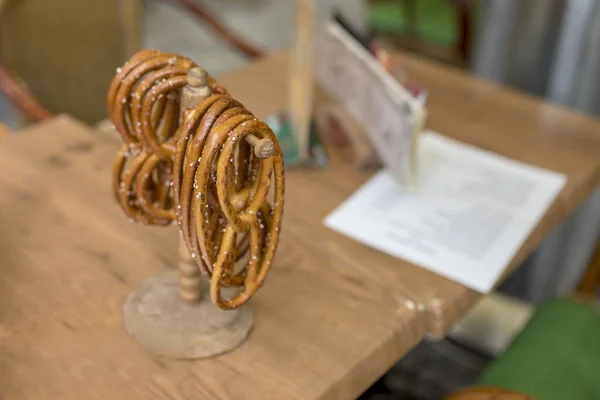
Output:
[
  {"left": 108, "top": 49, "right": 226, "bottom": 225},
  {"left": 111, "top": 142, "right": 176, "bottom": 225},
  {"left": 108, "top": 49, "right": 284, "bottom": 310},
  {"left": 173, "top": 93, "right": 285, "bottom": 310}
]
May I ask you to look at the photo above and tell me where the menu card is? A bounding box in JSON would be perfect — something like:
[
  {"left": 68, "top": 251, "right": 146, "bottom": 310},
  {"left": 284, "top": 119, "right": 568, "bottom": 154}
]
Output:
[{"left": 315, "top": 21, "right": 426, "bottom": 187}]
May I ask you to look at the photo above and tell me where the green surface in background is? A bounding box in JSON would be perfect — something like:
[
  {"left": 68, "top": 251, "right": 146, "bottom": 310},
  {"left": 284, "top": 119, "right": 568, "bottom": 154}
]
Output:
[
  {"left": 477, "top": 298, "right": 600, "bottom": 400},
  {"left": 368, "top": 0, "right": 458, "bottom": 45},
  {"left": 266, "top": 112, "right": 327, "bottom": 168}
]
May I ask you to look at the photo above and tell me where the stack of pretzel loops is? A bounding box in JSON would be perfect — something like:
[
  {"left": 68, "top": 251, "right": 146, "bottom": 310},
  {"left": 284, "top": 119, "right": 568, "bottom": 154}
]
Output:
[
  {"left": 107, "top": 49, "right": 285, "bottom": 310},
  {"left": 173, "top": 94, "right": 285, "bottom": 309},
  {"left": 107, "top": 49, "right": 227, "bottom": 225}
]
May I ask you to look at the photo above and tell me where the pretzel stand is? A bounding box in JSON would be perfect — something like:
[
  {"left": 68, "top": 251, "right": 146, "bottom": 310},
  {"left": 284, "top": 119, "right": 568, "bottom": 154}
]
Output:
[{"left": 108, "top": 50, "right": 284, "bottom": 359}]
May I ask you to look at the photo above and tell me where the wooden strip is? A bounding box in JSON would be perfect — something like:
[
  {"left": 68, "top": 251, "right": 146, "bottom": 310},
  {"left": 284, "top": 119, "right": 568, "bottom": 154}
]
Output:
[
  {"left": 289, "top": 0, "right": 316, "bottom": 161},
  {"left": 0, "top": 115, "right": 426, "bottom": 399},
  {"left": 0, "top": 121, "right": 11, "bottom": 137}
]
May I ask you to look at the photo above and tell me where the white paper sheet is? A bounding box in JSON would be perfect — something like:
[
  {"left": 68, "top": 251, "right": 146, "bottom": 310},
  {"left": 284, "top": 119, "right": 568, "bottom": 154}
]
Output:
[{"left": 324, "top": 132, "right": 567, "bottom": 292}]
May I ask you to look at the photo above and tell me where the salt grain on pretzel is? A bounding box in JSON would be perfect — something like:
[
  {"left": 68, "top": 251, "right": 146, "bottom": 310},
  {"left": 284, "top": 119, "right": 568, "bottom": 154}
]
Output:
[{"left": 108, "top": 49, "right": 284, "bottom": 310}]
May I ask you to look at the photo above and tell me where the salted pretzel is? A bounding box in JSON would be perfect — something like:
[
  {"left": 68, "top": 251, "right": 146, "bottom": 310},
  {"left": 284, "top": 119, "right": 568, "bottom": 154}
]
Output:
[
  {"left": 173, "top": 93, "right": 284, "bottom": 310},
  {"left": 107, "top": 49, "right": 284, "bottom": 310},
  {"left": 107, "top": 49, "right": 226, "bottom": 225}
]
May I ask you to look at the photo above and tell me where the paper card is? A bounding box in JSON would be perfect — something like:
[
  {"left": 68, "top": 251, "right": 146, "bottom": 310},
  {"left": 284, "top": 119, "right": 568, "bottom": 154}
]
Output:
[
  {"left": 315, "top": 21, "right": 425, "bottom": 187},
  {"left": 324, "top": 132, "right": 567, "bottom": 293}
]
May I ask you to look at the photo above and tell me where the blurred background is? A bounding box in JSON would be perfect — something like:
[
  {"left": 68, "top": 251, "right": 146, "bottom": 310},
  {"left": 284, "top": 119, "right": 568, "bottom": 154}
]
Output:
[{"left": 1, "top": 0, "right": 600, "bottom": 398}]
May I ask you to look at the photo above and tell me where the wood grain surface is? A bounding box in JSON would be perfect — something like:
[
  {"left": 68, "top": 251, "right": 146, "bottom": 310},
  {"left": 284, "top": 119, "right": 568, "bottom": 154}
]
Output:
[
  {"left": 0, "top": 116, "right": 424, "bottom": 399},
  {"left": 3, "top": 49, "right": 600, "bottom": 399},
  {"left": 219, "top": 51, "right": 600, "bottom": 337}
]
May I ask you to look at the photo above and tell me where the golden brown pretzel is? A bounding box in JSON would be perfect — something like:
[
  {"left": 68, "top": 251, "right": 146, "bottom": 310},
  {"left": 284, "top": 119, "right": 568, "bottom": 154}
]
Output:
[
  {"left": 108, "top": 50, "right": 225, "bottom": 225},
  {"left": 111, "top": 142, "right": 176, "bottom": 225},
  {"left": 173, "top": 93, "right": 284, "bottom": 310},
  {"left": 108, "top": 49, "right": 284, "bottom": 310}
]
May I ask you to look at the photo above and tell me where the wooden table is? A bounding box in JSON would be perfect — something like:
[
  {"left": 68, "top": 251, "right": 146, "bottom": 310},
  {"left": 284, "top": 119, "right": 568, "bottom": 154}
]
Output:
[
  {"left": 2, "top": 49, "right": 600, "bottom": 399},
  {"left": 220, "top": 51, "right": 600, "bottom": 337},
  {"left": 0, "top": 117, "right": 423, "bottom": 399}
]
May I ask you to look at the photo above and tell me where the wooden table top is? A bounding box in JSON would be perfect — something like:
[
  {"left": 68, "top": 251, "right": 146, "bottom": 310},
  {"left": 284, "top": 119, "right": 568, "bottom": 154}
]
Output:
[
  {"left": 219, "top": 51, "right": 600, "bottom": 337},
  {"left": 3, "top": 49, "right": 600, "bottom": 399},
  {"left": 0, "top": 116, "right": 424, "bottom": 399}
]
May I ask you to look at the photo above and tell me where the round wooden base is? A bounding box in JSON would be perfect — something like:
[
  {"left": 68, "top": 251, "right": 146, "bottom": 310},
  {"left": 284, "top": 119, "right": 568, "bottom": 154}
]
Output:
[{"left": 123, "top": 270, "right": 253, "bottom": 359}]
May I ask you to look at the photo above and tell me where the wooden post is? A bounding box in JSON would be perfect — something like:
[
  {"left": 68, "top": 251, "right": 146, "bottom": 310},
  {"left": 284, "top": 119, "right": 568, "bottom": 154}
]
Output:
[
  {"left": 178, "top": 68, "right": 212, "bottom": 303},
  {"left": 178, "top": 239, "right": 203, "bottom": 303},
  {"left": 290, "top": 0, "right": 316, "bottom": 162}
]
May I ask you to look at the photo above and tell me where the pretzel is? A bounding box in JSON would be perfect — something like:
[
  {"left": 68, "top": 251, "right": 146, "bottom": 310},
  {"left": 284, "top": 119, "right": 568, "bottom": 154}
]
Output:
[
  {"left": 107, "top": 50, "right": 226, "bottom": 225},
  {"left": 173, "top": 93, "right": 284, "bottom": 310},
  {"left": 107, "top": 49, "right": 284, "bottom": 310}
]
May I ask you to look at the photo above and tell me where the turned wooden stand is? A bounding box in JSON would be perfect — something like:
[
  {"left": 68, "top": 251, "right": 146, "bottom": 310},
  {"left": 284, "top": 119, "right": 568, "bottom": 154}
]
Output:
[{"left": 122, "top": 66, "right": 275, "bottom": 359}]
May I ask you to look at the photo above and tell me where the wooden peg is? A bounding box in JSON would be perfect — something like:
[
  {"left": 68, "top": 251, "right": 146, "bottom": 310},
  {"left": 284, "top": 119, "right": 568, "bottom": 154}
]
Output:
[
  {"left": 186, "top": 68, "right": 275, "bottom": 159},
  {"left": 181, "top": 68, "right": 212, "bottom": 111},
  {"left": 178, "top": 68, "right": 215, "bottom": 304},
  {"left": 178, "top": 238, "right": 203, "bottom": 303},
  {"left": 245, "top": 133, "right": 275, "bottom": 159}
]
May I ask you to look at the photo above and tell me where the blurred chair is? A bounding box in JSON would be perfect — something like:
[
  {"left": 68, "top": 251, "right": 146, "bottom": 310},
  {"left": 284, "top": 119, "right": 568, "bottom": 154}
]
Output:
[
  {"left": 0, "top": 0, "right": 142, "bottom": 125},
  {"left": 0, "top": 0, "right": 263, "bottom": 126}
]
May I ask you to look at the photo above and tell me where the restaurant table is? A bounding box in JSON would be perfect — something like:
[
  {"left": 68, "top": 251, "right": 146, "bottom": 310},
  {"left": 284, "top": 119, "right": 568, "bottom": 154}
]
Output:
[
  {"left": 0, "top": 116, "right": 424, "bottom": 400},
  {"left": 221, "top": 51, "right": 600, "bottom": 337},
  {"left": 1, "top": 49, "right": 600, "bottom": 399}
]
